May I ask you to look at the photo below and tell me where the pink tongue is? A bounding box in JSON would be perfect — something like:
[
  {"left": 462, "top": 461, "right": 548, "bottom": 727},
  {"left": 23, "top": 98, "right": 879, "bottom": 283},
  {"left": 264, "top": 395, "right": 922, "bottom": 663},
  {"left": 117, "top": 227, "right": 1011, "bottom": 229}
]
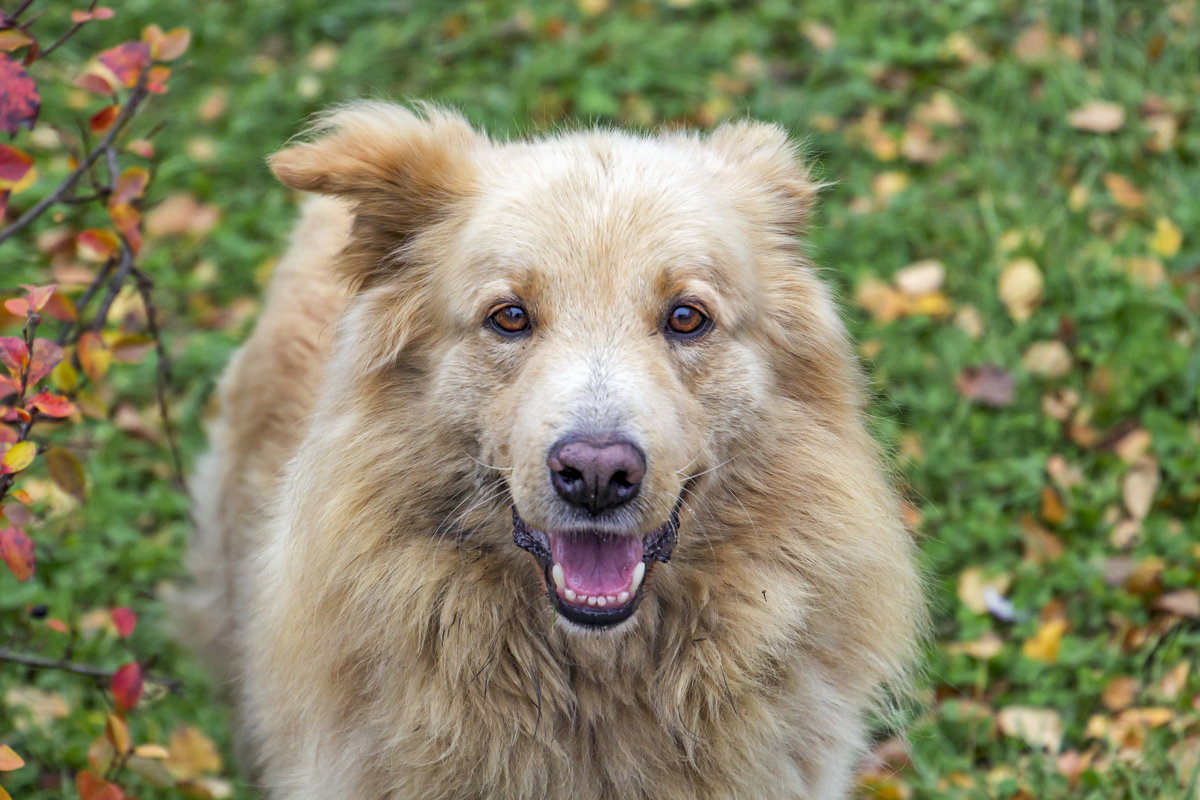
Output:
[{"left": 551, "top": 533, "right": 642, "bottom": 595}]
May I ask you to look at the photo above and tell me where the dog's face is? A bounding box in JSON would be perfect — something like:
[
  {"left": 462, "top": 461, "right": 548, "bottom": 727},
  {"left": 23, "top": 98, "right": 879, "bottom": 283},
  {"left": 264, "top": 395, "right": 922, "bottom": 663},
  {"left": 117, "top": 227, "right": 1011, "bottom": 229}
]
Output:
[{"left": 272, "top": 104, "right": 852, "bottom": 632}]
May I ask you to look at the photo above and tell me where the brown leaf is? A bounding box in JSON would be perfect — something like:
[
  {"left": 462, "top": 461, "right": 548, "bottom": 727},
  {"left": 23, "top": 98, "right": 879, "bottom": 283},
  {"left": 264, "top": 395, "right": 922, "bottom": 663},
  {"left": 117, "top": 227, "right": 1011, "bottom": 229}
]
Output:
[
  {"left": 1122, "top": 457, "right": 1159, "bottom": 520},
  {"left": 1022, "top": 340, "right": 1072, "bottom": 378},
  {"left": 955, "top": 365, "right": 1015, "bottom": 407},
  {"left": 45, "top": 447, "right": 86, "bottom": 502},
  {"left": 1102, "top": 676, "right": 1138, "bottom": 711},
  {"left": 1153, "top": 590, "right": 1200, "bottom": 618},
  {"left": 0, "top": 54, "right": 40, "bottom": 135},
  {"left": 1155, "top": 662, "right": 1190, "bottom": 701},
  {"left": 1103, "top": 173, "right": 1146, "bottom": 209},
  {"left": 1040, "top": 486, "right": 1066, "bottom": 525},
  {"left": 1068, "top": 101, "right": 1125, "bottom": 133}
]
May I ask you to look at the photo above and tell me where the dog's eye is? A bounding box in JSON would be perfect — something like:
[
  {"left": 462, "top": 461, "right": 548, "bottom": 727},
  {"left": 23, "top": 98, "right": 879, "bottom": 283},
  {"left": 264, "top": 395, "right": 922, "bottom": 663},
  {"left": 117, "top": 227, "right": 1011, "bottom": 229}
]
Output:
[
  {"left": 489, "top": 304, "right": 530, "bottom": 335},
  {"left": 665, "top": 304, "right": 709, "bottom": 338}
]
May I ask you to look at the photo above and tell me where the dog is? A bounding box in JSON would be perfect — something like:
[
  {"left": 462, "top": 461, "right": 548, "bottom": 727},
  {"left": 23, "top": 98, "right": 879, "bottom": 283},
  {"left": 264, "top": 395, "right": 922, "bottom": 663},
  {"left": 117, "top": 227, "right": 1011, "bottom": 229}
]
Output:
[{"left": 182, "top": 102, "right": 923, "bottom": 799}]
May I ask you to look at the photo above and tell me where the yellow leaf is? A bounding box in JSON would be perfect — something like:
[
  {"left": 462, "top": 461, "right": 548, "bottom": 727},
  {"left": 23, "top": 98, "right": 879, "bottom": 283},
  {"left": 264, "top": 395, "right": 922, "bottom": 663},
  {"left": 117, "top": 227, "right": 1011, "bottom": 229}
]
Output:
[
  {"left": 999, "top": 258, "right": 1044, "bottom": 322},
  {"left": 956, "top": 567, "right": 1012, "bottom": 614},
  {"left": 1150, "top": 217, "right": 1182, "bottom": 257},
  {"left": 105, "top": 711, "right": 130, "bottom": 754},
  {"left": 1022, "top": 340, "right": 1072, "bottom": 378},
  {"left": 1, "top": 441, "right": 35, "bottom": 474},
  {"left": 0, "top": 744, "right": 24, "bottom": 771},
  {"left": 166, "top": 725, "right": 222, "bottom": 781},
  {"left": 1022, "top": 618, "right": 1067, "bottom": 663}
]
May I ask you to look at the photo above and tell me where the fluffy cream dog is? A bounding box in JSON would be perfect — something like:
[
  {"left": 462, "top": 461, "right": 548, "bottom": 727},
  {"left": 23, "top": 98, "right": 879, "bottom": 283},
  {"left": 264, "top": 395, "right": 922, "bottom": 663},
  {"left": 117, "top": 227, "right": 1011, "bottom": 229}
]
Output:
[{"left": 183, "top": 103, "right": 922, "bottom": 800}]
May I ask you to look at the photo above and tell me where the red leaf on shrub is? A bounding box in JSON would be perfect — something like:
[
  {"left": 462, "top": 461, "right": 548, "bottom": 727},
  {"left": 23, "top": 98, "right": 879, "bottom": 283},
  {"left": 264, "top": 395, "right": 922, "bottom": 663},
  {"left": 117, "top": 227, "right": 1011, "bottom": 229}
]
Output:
[
  {"left": 42, "top": 290, "right": 78, "bottom": 322},
  {"left": 99, "top": 41, "right": 151, "bottom": 89},
  {"left": 75, "top": 69, "right": 117, "bottom": 96},
  {"left": 125, "top": 139, "right": 154, "bottom": 158},
  {"left": 0, "top": 526, "right": 35, "bottom": 581},
  {"left": 110, "top": 167, "right": 149, "bottom": 208},
  {"left": 28, "top": 339, "right": 64, "bottom": 386},
  {"left": 77, "top": 229, "right": 120, "bottom": 261},
  {"left": 111, "top": 662, "right": 143, "bottom": 710},
  {"left": 0, "top": 54, "right": 39, "bottom": 135},
  {"left": 0, "top": 338, "right": 27, "bottom": 377},
  {"left": 28, "top": 391, "right": 76, "bottom": 418},
  {"left": 76, "top": 770, "right": 125, "bottom": 800},
  {"left": 111, "top": 607, "right": 136, "bottom": 637},
  {"left": 0, "top": 427, "right": 15, "bottom": 444},
  {"left": 146, "top": 64, "right": 170, "bottom": 94},
  {"left": 22, "top": 284, "right": 56, "bottom": 314},
  {"left": 0, "top": 145, "right": 33, "bottom": 189},
  {"left": 71, "top": 7, "right": 115, "bottom": 23},
  {"left": 89, "top": 104, "right": 119, "bottom": 134}
]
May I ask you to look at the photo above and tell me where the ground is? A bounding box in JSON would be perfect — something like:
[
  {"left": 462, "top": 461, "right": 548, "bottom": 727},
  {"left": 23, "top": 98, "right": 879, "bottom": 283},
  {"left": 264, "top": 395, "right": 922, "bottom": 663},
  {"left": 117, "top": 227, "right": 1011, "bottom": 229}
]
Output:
[{"left": 1, "top": 1, "right": 1198, "bottom": 798}]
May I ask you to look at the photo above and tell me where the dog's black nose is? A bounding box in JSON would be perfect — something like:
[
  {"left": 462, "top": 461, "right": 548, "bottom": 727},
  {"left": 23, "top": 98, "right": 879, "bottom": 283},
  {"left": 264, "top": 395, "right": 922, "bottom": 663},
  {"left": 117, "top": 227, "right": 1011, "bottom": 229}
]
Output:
[{"left": 547, "top": 436, "right": 645, "bottom": 514}]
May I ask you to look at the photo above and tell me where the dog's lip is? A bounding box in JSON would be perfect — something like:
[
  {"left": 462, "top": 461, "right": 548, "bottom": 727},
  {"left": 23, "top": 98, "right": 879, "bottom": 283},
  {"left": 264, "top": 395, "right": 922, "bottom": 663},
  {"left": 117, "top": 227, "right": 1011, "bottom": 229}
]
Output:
[{"left": 511, "top": 500, "right": 681, "bottom": 629}]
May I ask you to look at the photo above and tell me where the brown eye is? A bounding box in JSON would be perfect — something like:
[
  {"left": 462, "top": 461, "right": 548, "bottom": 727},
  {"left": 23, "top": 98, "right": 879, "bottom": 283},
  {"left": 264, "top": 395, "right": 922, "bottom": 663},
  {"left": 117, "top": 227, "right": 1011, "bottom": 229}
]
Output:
[
  {"left": 489, "top": 304, "right": 530, "bottom": 335},
  {"left": 666, "top": 304, "right": 709, "bottom": 338}
]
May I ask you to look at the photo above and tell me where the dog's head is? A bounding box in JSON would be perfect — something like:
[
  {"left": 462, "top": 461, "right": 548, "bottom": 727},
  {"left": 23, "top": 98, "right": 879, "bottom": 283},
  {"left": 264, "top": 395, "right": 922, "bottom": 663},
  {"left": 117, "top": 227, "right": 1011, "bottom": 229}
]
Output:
[{"left": 272, "top": 104, "right": 860, "bottom": 632}]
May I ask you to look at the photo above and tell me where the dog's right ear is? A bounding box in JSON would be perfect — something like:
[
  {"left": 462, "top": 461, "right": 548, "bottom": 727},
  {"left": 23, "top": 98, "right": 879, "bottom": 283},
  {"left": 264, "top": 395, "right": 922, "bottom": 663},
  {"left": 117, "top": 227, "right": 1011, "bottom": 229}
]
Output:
[{"left": 269, "top": 103, "right": 481, "bottom": 284}]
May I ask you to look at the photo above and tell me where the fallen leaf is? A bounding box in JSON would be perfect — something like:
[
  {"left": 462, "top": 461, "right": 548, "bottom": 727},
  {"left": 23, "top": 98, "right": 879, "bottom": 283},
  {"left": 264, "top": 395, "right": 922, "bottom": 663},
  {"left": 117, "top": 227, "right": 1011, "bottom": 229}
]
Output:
[
  {"left": 998, "top": 706, "right": 1063, "bottom": 752},
  {"left": 1040, "top": 486, "right": 1066, "bottom": 524},
  {"left": 999, "top": 258, "right": 1043, "bottom": 322},
  {"left": 1153, "top": 590, "right": 1200, "bottom": 618},
  {"left": 1103, "top": 173, "right": 1145, "bottom": 209},
  {"left": 1112, "top": 428, "right": 1152, "bottom": 463},
  {"left": 1022, "top": 340, "right": 1072, "bottom": 378},
  {"left": 1116, "top": 256, "right": 1165, "bottom": 288},
  {"left": 1170, "top": 736, "right": 1200, "bottom": 793},
  {"left": 1068, "top": 101, "right": 1125, "bottom": 133},
  {"left": 801, "top": 21, "right": 836, "bottom": 52},
  {"left": 957, "top": 567, "right": 1012, "bottom": 614},
  {"left": 955, "top": 365, "right": 1015, "bottom": 407},
  {"left": 76, "top": 770, "right": 124, "bottom": 800},
  {"left": 1013, "top": 23, "right": 1054, "bottom": 63},
  {"left": 145, "top": 192, "right": 221, "bottom": 238},
  {"left": 854, "top": 277, "right": 906, "bottom": 325},
  {"left": 1022, "top": 618, "right": 1067, "bottom": 663},
  {"left": 1122, "top": 457, "right": 1159, "bottom": 520},
  {"left": 1102, "top": 676, "right": 1139, "bottom": 711},
  {"left": 894, "top": 259, "right": 945, "bottom": 296},
  {"left": 944, "top": 631, "right": 1004, "bottom": 659},
  {"left": 1155, "top": 662, "right": 1190, "bottom": 701},
  {"left": 1150, "top": 217, "right": 1182, "bottom": 257}
]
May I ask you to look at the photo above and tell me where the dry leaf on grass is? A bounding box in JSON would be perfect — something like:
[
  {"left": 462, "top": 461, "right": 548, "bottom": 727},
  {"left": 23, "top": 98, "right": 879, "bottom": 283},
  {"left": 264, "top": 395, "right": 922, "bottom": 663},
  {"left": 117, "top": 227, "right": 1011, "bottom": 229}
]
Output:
[
  {"left": 1122, "top": 457, "right": 1159, "bottom": 520},
  {"left": 956, "top": 365, "right": 1015, "bottom": 407},
  {"left": 999, "top": 258, "right": 1043, "bottom": 322},
  {"left": 998, "top": 706, "right": 1064, "bottom": 752},
  {"left": 1068, "top": 101, "right": 1125, "bottom": 133}
]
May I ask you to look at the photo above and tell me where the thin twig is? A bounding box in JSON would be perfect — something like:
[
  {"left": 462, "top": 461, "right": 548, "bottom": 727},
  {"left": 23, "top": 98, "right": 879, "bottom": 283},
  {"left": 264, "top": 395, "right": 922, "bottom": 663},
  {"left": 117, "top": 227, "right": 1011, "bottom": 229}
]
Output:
[
  {"left": 88, "top": 237, "right": 135, "bottom": 333},
  {"left": 5, "top": 0, "right": 37, "bottom": 22},
  {"left": 0, "top": 648, "right": 182, "bottom": 691},
  {"left": 37, "top": 0, "right": 99, "bottom": 58},
  {"left": 0, "top": 85, "right": 148, "bottom": 246},
  {"left": 131, "top": 266, "right": 186, "bottom": 490},
  {"left": 55, "top": 258, "right": 115, "bottom": 347}
]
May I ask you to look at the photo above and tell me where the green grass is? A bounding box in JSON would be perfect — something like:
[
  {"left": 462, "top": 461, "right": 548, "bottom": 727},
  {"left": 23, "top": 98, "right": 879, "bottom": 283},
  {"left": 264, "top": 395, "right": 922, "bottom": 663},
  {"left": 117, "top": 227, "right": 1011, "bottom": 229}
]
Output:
[{"left": 2, "top": 1, "right": 1198, "bottom": 798}]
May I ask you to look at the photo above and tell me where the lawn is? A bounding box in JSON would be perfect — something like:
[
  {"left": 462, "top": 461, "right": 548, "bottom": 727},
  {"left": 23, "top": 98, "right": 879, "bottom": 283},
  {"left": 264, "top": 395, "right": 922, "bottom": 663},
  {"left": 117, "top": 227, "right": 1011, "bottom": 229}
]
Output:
[{"left": 1, "top": 1, "right": 1198, "bottom": 798}]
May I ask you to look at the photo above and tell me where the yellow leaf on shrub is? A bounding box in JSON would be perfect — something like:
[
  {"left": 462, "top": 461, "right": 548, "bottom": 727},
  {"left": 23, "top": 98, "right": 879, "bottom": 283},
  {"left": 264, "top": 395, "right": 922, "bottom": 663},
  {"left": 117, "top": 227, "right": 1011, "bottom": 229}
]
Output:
[
  {"left": 166, "top": 725, "right": 222, "bottom": 780},
  {"left": 1, "top": 441, "right": 35, "bottom": 474},
  {"left": 0, "top": 744, "right": 24, "bottom": 770}
]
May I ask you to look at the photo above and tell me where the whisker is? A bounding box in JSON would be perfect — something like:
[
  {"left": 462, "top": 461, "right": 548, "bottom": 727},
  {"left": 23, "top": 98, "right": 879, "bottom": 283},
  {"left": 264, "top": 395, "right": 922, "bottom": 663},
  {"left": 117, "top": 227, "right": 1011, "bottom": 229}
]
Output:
[{"left": 679, "top": 456, "right": 733, "bottom": 483}]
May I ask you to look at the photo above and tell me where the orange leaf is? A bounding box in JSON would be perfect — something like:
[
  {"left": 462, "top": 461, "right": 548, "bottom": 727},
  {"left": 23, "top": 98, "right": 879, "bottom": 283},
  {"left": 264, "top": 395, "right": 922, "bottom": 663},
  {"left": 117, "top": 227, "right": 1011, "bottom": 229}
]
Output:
[
  {"left": 89, "top": 104, "right": 119, "bottom": 135},
  {"left": 105, "top": 712, "right": 130, "bottom": 755},
  {"left": 27, "top": 338, "right": 63, "bottom": 387},
  {"left": 98, "top": 41, "right": 151, "bottom": 88},
  {"left": 108, "top": 203, "right": 142, "bottom": 254},
  {"left": 0, "top": 526, "right": 34, "bottom": 581},
  {"left": 1, "top": 441, "right": 35, "bottom": 474},
  {"left": 0, "top": 30, "right": 35, "bottom": 52},
  {"left": 77, "top": 229, "right": 120, "bottom": 262},
  {"left": 146, "top": 64, "right": 170, "bottom": 94},
  {"left": 0, "top": 144, "right": 33, "bottom": 190},
  {"left": 76, "top": 770, "right": 125, "bottom": 800},
  {"left": 111, "top": 606, "right": 136, "bottom": 637},
  {"left": 110, "top": 166, "right": 149, "bottom": 208},
  {"left": 111, "top": 662, "right": 143, "bottom": 710},
  {"left": 143, "top": 25, "right": 191, "bottom": 61},
  {"left": 42, "top": 290, "right": 78, "bottom": 323},
  {"left": 71, "top": 7, "right": 115, "bottom": 22},
  {"left": 46, "top": 447, "right": 86, "bottom": 502},
  {"left": 78, "top": 331, "right": 112, "bottom": 382},
  {"left": 0, "top": 337, "right": 27, "bottom": 377},
  {"left": 0, "top": 744, "right": 24, "bottom": 771}
]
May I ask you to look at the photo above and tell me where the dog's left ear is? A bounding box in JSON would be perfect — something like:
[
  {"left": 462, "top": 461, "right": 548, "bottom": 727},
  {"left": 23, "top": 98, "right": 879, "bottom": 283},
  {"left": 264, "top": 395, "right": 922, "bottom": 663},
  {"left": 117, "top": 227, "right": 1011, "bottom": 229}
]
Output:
[
  {"left": 707, "top": 121, "right": 818, "bottom": 232},
  {"left": 270, "top": 102, "right": 481, "bottom": 286}
]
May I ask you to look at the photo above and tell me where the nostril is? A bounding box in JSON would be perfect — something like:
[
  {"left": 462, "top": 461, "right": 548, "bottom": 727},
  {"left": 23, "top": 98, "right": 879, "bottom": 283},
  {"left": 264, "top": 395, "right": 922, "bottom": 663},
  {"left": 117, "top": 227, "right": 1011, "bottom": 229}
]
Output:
[{"left": 559, "top": 466, "right": 583, "bottom": 484}]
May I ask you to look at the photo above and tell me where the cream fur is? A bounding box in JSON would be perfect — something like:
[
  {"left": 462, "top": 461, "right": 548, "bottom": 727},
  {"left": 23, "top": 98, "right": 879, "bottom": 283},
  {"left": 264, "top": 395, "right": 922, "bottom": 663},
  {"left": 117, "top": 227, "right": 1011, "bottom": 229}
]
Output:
[{"left": 182, "top": 103, "right": 923, "bottom": 800}]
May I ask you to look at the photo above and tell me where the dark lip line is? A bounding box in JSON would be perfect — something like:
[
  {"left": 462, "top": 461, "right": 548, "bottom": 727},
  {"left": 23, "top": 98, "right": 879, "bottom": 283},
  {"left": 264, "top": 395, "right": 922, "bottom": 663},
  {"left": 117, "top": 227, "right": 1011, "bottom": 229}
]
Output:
[{"left": 511, "top": 496, "right": 684, "bottom": 629}]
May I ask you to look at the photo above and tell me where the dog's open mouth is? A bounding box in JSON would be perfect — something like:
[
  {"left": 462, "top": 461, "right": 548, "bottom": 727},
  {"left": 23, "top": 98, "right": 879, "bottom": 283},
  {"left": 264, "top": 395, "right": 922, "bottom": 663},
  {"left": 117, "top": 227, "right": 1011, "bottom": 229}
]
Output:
[{"left": 512, "top": 503, "right": 680, "bottom": 628}]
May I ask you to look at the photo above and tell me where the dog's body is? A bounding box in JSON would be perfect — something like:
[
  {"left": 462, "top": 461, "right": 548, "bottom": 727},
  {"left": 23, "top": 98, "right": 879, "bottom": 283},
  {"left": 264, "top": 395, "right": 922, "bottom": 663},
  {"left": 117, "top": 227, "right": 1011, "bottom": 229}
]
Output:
[{"left": 184, "top": 104, "right": 922, "bottom": 800}]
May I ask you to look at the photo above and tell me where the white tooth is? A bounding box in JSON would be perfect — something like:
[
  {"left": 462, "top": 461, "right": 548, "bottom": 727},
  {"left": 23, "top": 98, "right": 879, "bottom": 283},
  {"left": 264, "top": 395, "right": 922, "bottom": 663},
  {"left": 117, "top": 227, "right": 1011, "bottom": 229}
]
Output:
[
  {"left": 617, "top": 591, "right": 629, "bottom": 604},
  {"left": 597, "top": 596, "right": 607, "bottom": 607},
  {"left": 565, "top": 589, "right": 576, "bottom": 602},
  {"left": 551, "top": 563, "right": 565, "bottom": 590},
  {"left": 631, "top": 562, "right": 645, "bottom": 592},
  {"left": 606, "top": 595, "right": 617, "bottom": 604},
  {"left": 587, "top": 596, "right": 597, "bottom": 607}
]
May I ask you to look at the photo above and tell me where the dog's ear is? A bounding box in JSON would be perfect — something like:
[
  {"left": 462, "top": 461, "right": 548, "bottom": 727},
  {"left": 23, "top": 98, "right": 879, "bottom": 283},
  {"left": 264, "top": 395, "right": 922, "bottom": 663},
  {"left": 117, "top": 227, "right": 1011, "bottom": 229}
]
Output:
[
  {"left": 270, "top": 103, "right": 482, "bottom": 286},
  {"left": 706, "top": 121, "right": 818, "bottom": 232}
]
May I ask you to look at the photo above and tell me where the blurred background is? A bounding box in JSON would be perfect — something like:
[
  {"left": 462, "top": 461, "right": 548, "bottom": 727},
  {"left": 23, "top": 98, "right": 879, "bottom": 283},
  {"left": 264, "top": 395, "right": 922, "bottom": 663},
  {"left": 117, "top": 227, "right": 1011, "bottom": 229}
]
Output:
[{"left": 1, "top": 1, "right": 1198, "bottom": 798}]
